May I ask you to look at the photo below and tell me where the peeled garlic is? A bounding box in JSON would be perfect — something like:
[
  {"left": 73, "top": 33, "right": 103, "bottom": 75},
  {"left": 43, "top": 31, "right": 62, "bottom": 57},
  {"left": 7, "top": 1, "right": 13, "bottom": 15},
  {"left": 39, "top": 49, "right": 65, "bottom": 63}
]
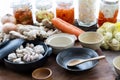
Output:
[{"left": 8, "top": 53, "right": 17, "bottom": 61}]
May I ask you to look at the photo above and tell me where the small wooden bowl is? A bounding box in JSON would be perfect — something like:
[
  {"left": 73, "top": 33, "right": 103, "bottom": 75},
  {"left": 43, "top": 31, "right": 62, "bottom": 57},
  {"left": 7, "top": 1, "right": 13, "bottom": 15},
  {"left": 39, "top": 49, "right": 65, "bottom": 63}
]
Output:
[{"left": 32, "top": 68, "right": 53, "bottom": 80}]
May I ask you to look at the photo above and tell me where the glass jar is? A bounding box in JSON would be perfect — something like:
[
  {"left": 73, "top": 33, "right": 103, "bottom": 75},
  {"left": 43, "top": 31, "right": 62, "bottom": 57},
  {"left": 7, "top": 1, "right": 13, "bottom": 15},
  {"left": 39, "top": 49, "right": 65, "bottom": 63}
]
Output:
[
  {"left": 56, "top": 0, "right": 74, "bottom": 24},
  {"left": 98, "top": 0, "right": 119, "bottom": 26},
  {"left": 12, "top": 0, "right": 33, "bottom": 25},
  {"left": 77, "top": 0, "right": 98, "bottom": 27},
  {"left": 35, "top": 0, "right": 54, "bottom": 23}
]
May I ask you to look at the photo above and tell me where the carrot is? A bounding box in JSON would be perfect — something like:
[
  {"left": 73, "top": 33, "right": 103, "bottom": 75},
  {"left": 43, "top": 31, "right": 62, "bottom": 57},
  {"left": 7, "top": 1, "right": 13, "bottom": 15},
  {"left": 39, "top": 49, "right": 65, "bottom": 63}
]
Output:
[{"left": 51, "top": 18, "right": 85, "bottom": 37}]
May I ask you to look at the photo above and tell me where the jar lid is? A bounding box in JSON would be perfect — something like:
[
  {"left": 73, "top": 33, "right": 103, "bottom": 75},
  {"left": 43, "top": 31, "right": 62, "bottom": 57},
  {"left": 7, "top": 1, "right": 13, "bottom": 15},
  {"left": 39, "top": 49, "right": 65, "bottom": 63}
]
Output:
[
  {"left": 36, "top": 0, "right": 52, "bottom": 10},
  {"left": 11, "top": 0, "right": 31, "bottom": 8},
  {"left": 56, "top": 0, "right": 73, "bottom": 4},
  {"left": 102, "top": 0, "right": 119, "bottom": 4},
  {"left": 56, "top": 0, "right": 73, "bottom": 8}
]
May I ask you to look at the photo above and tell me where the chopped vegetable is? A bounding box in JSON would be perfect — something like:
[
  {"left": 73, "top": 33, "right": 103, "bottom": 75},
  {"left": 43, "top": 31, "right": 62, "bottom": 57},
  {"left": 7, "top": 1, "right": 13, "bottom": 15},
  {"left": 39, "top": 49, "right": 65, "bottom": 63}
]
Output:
[
  {"left": 14, "top": 7, "right": 33, "bottom": 25},
  {"left": 36, "top": 10, "right": 54, "bottom": 22},
  {"left": 98, "top": 10, "right": 118, "bottom": 26},
  {"left": 56, "top": 8, "right": 74, "bottom": 24},
  {"left": 52, "top": 18, "right": 85, "bottom": 37}
]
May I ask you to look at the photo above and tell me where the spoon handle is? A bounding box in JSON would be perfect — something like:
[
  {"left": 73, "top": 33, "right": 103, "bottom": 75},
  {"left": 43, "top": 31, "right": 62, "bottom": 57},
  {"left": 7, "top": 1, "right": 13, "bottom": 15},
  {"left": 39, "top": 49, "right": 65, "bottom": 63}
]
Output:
[
  {"left": 83, "top": 55, "right": 105, "bottom": 62},
  {"left": 67, "top": 55, "right": 106, "bottom": 67}
]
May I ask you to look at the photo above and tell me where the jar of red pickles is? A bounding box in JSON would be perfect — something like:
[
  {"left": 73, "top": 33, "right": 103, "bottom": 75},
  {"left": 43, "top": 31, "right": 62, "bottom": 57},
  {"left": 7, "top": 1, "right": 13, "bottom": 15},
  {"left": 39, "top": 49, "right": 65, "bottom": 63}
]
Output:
[
  {"left": 12, "top": 0, "right": 33, "bottom": 25},
  {"left": 56, "top": 0, "right": 74, "bottom": 24},
  {"left": 98, "top": 0, "right": 119, "bottom": 26}
]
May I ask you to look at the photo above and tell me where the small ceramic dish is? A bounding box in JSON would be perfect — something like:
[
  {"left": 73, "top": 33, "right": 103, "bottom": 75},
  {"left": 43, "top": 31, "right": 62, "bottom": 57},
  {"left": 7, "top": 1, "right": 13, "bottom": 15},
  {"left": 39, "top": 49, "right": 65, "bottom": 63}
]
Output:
[
  {"left": 113, "top": 56, "right": 120, "bottom": 75},
  {"left": 46, "top": 33, "right": 77, "bottom": 54},
  {"left": 78, "top": 32, "right": 104, "bottom": 50},
  {"left": 56, "top": 48, "right": 99, "bottom": 71}
]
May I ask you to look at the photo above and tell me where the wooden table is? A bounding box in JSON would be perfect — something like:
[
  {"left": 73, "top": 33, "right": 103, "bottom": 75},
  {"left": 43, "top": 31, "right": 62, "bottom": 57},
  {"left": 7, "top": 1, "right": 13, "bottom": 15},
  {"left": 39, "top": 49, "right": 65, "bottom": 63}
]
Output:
[
  {"left": 0, "top": 47, "right": 118, "bottom": 80},
  {"left": 0, "top": 22, "right": 118, "bottom": 80}
]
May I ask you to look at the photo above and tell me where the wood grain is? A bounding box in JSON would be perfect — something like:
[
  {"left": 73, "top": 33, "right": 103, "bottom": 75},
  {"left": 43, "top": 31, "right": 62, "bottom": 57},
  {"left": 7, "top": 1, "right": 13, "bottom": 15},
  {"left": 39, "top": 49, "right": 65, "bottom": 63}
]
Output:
[
  {"left": 0, "top": 43, "right": 116, "bottom": 80},
  {"left": 0, "top": 52, "right": 116, "bottom": 80},
  {"left": 44, "top": 54, "right": 116, "bottom": 80}
]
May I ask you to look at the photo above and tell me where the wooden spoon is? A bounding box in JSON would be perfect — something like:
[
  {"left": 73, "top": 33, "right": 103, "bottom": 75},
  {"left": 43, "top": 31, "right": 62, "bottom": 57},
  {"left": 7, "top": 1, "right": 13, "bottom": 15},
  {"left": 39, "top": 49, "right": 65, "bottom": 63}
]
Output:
[{"left": 67, "top": 55, "right": 105, "bottom": 67}]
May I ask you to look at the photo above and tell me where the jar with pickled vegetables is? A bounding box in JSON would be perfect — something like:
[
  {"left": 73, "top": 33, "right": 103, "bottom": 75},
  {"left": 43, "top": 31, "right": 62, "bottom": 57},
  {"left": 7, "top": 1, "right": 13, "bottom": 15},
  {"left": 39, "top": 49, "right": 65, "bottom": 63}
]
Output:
[
  {"left": 56, "top": 0, "right": 74, "bottom": 24},
  {"left": 12, "top": 0, "right": 33, "bottom": 25},
  {"left": 98, "top": 0, "right": 119, "bottom": 26},
  {"left": 35, "top": 0, "right": 54, "bottom": 23},
  {"left": 77, "top": 0, "right": 98, "bottom": 27}
]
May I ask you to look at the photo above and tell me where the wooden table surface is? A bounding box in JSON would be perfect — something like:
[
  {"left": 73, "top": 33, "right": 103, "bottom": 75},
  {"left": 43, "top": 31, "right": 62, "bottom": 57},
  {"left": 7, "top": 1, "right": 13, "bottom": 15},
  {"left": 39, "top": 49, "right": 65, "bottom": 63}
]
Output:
[
  {"left": 0, "top": 46, "right": 118, "bottom": 80},
  {"left": 0, "top": 22, "right": 118, "bottom": 80}
]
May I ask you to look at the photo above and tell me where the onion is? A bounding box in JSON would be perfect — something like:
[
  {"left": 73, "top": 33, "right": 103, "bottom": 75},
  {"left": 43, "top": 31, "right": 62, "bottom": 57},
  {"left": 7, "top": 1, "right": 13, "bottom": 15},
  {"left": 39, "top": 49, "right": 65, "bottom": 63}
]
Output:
[
  {"left": 1, "top": 14, "right": 16, "bottom": 24},
  {"left": 2, "top": 23, "right": 17, "bottom": 34}
]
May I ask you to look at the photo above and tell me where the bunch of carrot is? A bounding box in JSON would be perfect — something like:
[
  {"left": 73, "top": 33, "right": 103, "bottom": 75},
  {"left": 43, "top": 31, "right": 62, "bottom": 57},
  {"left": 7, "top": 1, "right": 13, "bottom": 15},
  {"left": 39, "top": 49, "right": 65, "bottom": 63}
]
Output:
[{"left": 51, "top": 18, "right": 85, "bottom": 37}]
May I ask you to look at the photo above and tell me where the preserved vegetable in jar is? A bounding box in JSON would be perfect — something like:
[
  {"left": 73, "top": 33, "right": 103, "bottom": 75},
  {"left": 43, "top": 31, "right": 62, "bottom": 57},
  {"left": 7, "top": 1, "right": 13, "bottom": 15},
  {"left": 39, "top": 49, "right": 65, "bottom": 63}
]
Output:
[
  {"left": 56, "top": 0, "right": 74, "bottom": 24},
  {"left": 35, "top": 0, "right": 54, "bottom": 23},
  {"left": 77, "top": 0, "right": 98, "bottom": 27},
  {"left": 98, "top": 0, "right": 119, "bottom": 26},
  {"left": 12, "top": 0, "right": 33, "bottom": 25}
]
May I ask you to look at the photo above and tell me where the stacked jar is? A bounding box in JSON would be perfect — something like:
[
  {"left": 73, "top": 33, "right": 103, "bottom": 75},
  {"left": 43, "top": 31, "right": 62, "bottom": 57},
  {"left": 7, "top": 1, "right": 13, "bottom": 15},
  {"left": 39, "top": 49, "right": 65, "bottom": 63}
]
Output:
[
  {"left": 98, "top": 0, "right": 119, "bottom": 26},
  {"left": 35, "top": 0, "right": 54, "bottom": 23},
  {"left": 12, "top": 0, "right": 33, "bottom": 25},
  {"left": 77, "top": 0, "right": 98, "bottom": 27},
  {"left": 56, "top": 0, "right": 74, "bottom": 24}
]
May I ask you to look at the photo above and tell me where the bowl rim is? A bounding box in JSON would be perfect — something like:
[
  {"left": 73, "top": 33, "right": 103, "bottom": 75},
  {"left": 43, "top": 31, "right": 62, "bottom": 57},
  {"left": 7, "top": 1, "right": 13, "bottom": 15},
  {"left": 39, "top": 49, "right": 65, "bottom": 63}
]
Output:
[
  {"left": 46, "top": 33, "right": 76, "bottom": 48},
  {"left": 78, "top": 32, "right": 104, "bottom": 44},
  {"left": 56, "top": 47, "right": 99, "bottom": 71},
  {"left": 113, "top": 56, "right": 120, "bottom": 70}
]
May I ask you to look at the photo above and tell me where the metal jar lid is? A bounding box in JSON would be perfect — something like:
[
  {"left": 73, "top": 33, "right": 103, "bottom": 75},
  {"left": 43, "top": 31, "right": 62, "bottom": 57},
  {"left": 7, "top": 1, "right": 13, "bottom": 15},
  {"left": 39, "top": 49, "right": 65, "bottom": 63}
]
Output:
[
  {"left": 35, "top": 0, "right": 52, "bottom": 10},
  {"left": 11, "top": 0, "right": 32, "bottom": 9},
  {"left": 102, "top": 0, "right": 119, "bottom": 4}
]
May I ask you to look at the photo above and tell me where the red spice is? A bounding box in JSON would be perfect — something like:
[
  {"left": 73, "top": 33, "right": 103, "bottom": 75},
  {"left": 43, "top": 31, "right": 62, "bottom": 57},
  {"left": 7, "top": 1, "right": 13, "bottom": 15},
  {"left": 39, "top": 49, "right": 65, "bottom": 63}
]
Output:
[{"left": 56, "top": 8, "right": 74, "bottom": 24}]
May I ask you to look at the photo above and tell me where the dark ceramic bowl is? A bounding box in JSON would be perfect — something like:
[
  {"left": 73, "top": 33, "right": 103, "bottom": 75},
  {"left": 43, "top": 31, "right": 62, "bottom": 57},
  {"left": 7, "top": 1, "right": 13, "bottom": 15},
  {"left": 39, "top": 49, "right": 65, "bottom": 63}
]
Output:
[
  {"left": 3, "top": 39, "right": 52, "bottom": 72},
  {"left": 56, "top": 48, "right": 98, "bottom": 71}
]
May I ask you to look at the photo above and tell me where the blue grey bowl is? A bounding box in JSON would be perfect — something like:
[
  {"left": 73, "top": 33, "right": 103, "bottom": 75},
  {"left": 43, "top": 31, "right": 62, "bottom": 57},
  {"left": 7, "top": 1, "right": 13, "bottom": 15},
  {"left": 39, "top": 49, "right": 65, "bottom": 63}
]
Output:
[{"left": 56, "top": 48, "right": 99, "bottom": 71}]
